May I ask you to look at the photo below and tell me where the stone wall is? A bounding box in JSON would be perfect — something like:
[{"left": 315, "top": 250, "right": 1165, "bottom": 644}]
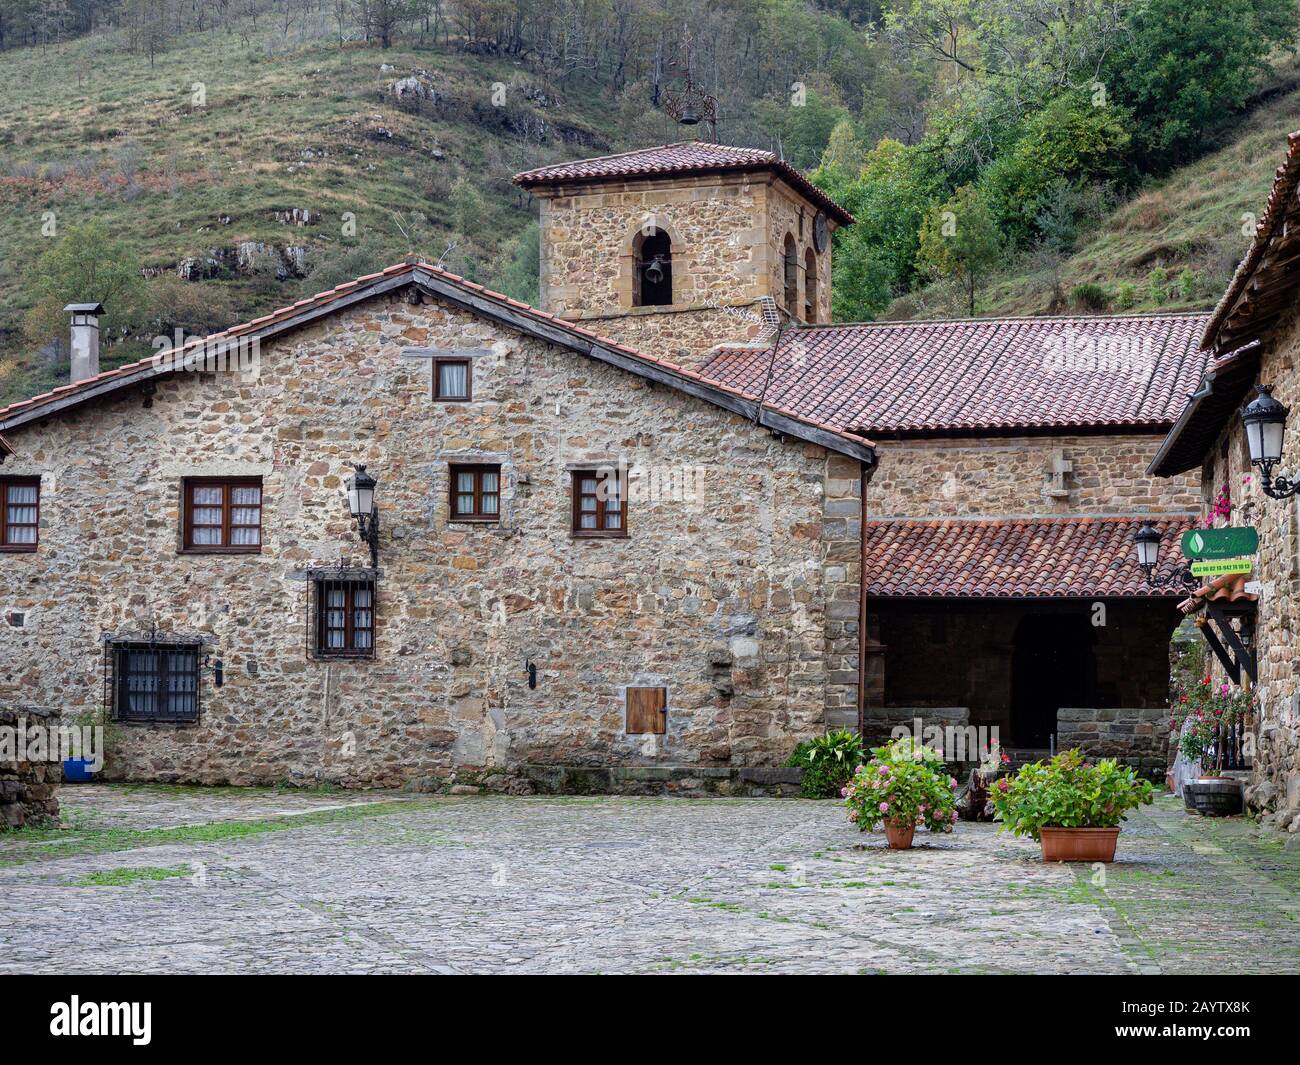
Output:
[
  {"left": 0, "top": 705, "right": 60, "bottom": 827},
  {"left": 1196, "top": 304, "right": 1300, "bottom": 831},
  {"left": 0, "top": 290, "right": 859, "bottom": 787},
  {"left": 1056, "top": 707, "right": 1170, "bottom": 778},
  {"left": 866, "top": 434, "right": 1202, "bottom": 518}
]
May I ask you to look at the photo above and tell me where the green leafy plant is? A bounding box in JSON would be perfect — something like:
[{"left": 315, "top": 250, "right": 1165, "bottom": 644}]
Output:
[
  {"left": 992, "top": 749, "right": 1153, "bottom": 841},
  {"left": 787, "top": 729, "right": 864, "bottom": 798},
  {"left": 1114, "top": 280, "right": 1138, "bottom": 309},
  {"left": 843, "top": 737, "right": 958, "bottom": 833}
]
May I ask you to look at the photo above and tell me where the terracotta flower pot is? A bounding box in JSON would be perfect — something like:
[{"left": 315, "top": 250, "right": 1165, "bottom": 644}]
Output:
[
  {"left": 884, "top": 818, "right": 916, "bottom": 850},
  {"left": 1039, "top": 826, "right": 1120, "bottom": 863}
]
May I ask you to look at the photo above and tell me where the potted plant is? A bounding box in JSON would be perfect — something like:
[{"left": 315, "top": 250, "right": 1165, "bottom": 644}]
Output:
[
  {"left": 1171, "top": 677, "right": 1253, "bottom": 816},
  {"left": 992, "top": 749, "right": 1153, "bottom": 862},
  {"left": 786, "top": 729, "right": 864, "bottom": 799},
  {"left": 843, "top": 736, "right": 959, "bottom": 849}
]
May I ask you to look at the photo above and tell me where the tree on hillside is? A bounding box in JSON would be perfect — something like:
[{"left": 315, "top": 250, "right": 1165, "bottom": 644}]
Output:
[
  {"left": 1105, "top": 0, "right": 1299, "bottom": 166},
  {"left": 23, "top": 220, "right": 148, "bottom": 357},
  {"left": 916, "top": 184, "right": 1002, "bottom": 316},
  {"left": 355, "top": 0, "right": 414, "bottom": 48}
]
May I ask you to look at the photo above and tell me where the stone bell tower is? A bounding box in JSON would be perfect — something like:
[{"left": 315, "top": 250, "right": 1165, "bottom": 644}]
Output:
[{"left": 513, "top": 142, "right": 853, "bottom": 367}]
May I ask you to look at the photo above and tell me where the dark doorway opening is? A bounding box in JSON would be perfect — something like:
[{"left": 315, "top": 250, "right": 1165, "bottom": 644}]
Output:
[{"left": 1010, "top": 614, "right": 1096, "bottom": 748}]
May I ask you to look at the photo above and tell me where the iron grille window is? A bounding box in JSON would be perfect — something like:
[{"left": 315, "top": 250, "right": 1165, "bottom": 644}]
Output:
[
  {"left": 312, "top": 575, "right": 376, "bottom": 659},
  {"left": 183, "top": 477, "right": 263, "bottom": 552},
  {"left": 572, "top": 469, "right": 627, "bottom": 537},
  {"left": 0, "top": 477, "right": 39, "bottom": 551},
  {"left": 110, "top": 641, "right": 202, "bottom": 723}
]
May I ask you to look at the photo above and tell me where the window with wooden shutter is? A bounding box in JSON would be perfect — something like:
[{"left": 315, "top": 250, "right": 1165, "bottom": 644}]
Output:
[
  {"left": 571, "top": 469, "right": 627, "bottom": 537},
  {"left": 626, "top": 686, "right": 667, "bottom": 734},
  {"left": 449, "top": 464, "right": 501, "bottom": 522},
  {"left": 0, "top": 477, "right": 39, "bottom": 551},
  {"left": 182, "top": 477, "right": 263, "bottom": 552}
]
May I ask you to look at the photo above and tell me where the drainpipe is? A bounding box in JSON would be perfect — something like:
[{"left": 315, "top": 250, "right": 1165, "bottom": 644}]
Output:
[{"left": 857, "top": 457, "right": 874, "bottom": 738}]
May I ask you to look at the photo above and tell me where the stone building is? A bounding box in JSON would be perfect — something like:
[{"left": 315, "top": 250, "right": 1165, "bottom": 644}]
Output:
[
  {"left": 0, "top": 141, "right": 1207, "bottom": 789},
  {"left": 1149, "top": 130, "right": 1300, "bottom": 831}
]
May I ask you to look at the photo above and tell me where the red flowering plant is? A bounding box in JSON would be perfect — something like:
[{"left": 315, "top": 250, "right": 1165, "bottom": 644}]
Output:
[
  {"left": 1169, "top": 675, "right": 1256, "bottom": 769},
  {"left": 1203, "top": 484, "right": 1232, "bottom": 529},
  {"left": 842, "top": 737, "right": 959, "bottom": 834}
]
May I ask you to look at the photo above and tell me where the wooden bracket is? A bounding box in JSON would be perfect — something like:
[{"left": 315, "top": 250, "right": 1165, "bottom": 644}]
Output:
[{"left": 1201, "top": 604, "right": 1257, "bottom": 685}]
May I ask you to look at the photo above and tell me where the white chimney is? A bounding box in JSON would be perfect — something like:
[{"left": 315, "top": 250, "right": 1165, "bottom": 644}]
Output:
[{"left": 65, "top": 302, "right": 104, "bottom": 383}]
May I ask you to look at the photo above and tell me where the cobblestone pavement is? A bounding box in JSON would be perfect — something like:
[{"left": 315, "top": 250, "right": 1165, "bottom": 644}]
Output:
[{"left": 1, "top": 787, "right": 1297, "bottom": 974}]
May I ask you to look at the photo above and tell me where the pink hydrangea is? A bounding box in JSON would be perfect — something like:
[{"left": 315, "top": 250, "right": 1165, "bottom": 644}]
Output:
[
  {"left": 878, "top": 801, "right": 889, "bottom": 813},
  {"left": 840, "top": 786, "right": 850, "bottom": 798},
  {"left": 878, "top": 765, "right": 890, "bottom": 775},
  {"left": 949, "top": 776, "right": 958, "bottom": 789}
]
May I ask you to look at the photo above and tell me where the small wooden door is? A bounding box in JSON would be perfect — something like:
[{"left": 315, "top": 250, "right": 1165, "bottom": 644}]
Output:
[{"left": 626, "top": 686, "right": 667, "bottom": 734}]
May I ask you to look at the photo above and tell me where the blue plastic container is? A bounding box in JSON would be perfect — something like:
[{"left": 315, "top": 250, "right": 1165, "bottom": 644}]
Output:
[{"left": 62, "top": 758, "right": 96, "bottom": 782}]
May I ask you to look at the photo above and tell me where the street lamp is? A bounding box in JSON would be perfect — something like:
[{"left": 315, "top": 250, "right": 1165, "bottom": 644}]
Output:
[
  {"left": 347, "top": 464, "right": 379, "bottom": 567},
  {"left": 1241, "top": 385, "right": 1298, "bottom": 498},
  {"left": 1134, "top": 522, "right": 1162, "bottom": 581},
  {"left": 1133, "top": 522, "right": 1197, "bottom": 588}
]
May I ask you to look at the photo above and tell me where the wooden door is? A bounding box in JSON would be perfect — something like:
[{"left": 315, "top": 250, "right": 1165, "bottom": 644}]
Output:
[{"left": 626, "top": 686, "right": 667, "bottom": 734}]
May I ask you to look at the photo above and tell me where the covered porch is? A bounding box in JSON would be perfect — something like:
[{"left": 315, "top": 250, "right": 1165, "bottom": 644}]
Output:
[{"left": 860, "top": 516, "right": 1194, "bottom": 766}]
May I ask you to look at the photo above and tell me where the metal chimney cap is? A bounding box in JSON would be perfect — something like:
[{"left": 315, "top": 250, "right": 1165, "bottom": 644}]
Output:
[{"left": 63, "top": 302, "right": 104, "bottom": 314}]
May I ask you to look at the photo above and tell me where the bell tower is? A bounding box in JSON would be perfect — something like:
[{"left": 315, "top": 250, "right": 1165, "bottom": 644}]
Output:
[{"left": 513, "top": 142, "right": 852, "bottom": 367}]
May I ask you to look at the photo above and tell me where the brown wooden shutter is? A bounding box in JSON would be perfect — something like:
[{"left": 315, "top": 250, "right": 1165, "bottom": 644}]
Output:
[{"left": 626, "top": 686, "right": 667, "bottom": 734}]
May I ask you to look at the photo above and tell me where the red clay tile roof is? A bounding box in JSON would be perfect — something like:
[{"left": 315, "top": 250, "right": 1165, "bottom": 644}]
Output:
[
  {"left": 513, "top": 141, "right": 855, "bottom": 225},
  {"left": 698, "top": 314, "right": 1211, "bottom": 436},
  {"left": 863, "top": 516, "right": 1198, "bottom": 598},
  {"left": 0, "top": 261, "right": 874, "bottom": 464},
  {"left": 1203, "top": 129, "right": 1300, "bottom": 355},
  {"left": 1178, "top": 572, "right": 1259, "bottom": 615}
]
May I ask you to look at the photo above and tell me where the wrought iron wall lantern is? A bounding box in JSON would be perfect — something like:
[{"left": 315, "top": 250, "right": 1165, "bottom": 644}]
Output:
[
  {"left": 347, "top": 464, "right": 380, "bottom": 567},
  {"left": 1241, "top": 385, "right": 1299, "bottom": 498},
  {"left": 1133, "top": 522, "right": 1198, "bottom": 588}
]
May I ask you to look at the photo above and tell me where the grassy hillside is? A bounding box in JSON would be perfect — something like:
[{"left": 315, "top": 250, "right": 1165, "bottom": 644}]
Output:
[
  {"left": 0, "top": 20, "right": 632, "bottom": 405},
  {"left": 3, "top": 15, "right": 1298, "bottom": 407},
  {"left": 892, "top": 72, "right": 1300, "bottom": 320}
]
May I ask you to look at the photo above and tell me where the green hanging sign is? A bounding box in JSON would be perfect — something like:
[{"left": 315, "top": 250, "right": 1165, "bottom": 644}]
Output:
[{"left": 1181, "top": 527, "right": 1259, "bottom": 560}]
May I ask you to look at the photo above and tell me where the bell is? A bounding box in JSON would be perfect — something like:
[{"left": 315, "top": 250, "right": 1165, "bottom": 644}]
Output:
[
  {"left": 678, "top": 103, "right": 700, "bottom": 125},
  {"left": 644, "top": 259, "right": 664, "bottom": 285}
]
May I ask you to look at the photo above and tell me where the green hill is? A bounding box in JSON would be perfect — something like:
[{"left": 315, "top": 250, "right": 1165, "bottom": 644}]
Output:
[
  {"left": 891, "top": 70, "right": 1300, "bottom": 320},
  {"left": 0, "top": 21, "right": 624, "bottom": 405}
]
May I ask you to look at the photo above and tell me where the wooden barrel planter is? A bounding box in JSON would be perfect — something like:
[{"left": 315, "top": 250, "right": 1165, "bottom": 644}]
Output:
[{"left": 1184, "top": 778, "right": 1243, "bottom": 817}]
